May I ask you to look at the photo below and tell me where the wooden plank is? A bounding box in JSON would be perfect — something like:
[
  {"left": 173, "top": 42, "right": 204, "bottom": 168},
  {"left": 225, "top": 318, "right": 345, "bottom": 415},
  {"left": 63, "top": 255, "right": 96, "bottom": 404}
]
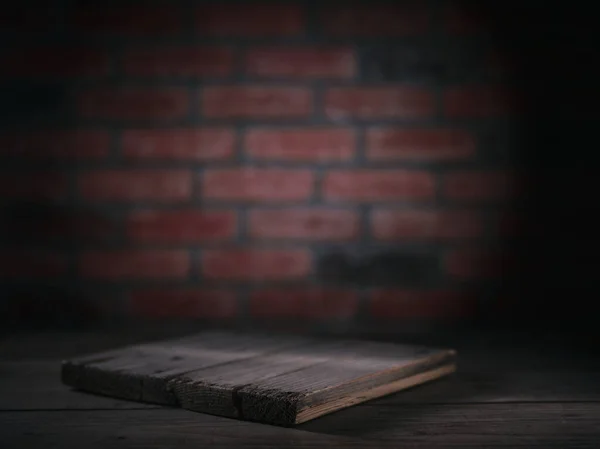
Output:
[
  {"left": 169, "top": 353, "right": 327, "bottom": 418},
  {"left": 62, "top": 332, "right": 313, "bottom": 405},
  {"left": 61, "top": 331, "right": 455, "bottom": 425},
  {"left": 168, "top": 337, "right": 453, "bottom": 420},
  {"left": 0, "top": 409, "right": 389, "bottom": 449},
  {"left": 237, "top": 348, "right": 455, "bottom": 425},
  {"left": 295, "top": 365, "right": 455, "bottom": 423},
  {"left": 3, "top": 361, "right": 599, "bottom": 411},
  {"left": 300, "top": 402, "right": 600, "bottom": 447},
  {"left": 2, "top": 404, "right": 600, "bottom": 448}
]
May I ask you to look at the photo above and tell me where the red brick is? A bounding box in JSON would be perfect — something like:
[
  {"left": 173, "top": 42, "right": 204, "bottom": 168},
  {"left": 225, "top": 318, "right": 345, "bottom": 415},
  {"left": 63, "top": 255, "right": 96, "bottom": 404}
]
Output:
[
  {"left": 369, "top": 290, "right": 476, "bottom": 318},
  {"left": 0, "top": 46, "right": 110, "bottom": 78},
  {"left": 122, "top": 128, "right": 235, "bottom": 161},
  {"left": 79, "top": 170, "right": 191, "bottom": 202},
  {"left": 443, "top": 170, "right": 518, "bottom": 201},
  {"left": 245, "top": 47, "right": 355, "bottom": 79},
  {"left": 202, "top": 169, "right": 313, "bottom": 202},
  {"left": 250, "top": 288, "right": 358, "bottom": 319},
  {"left": 325, "top": 87, "right": 434, "bottom": 119},
  {"left": 202, "top": 87, "right": 312, "bottom": 119},
  {"left": 129, "top": 289, "right": 237, "bottom": 319},
  {"left": 366, "top": 128, "right": 476, "bottom": 161},
  {"left": 0, "top": 172, "right": 68, "bottom": 200},
  {"left": 80, "top": 250, "right": 189, "bottom": 279},
  {"left": 127, "top": 209, "right": 237, "bottom": 243},
  {"left": 195, "top": 3, "right": 304, "bottom": 37},
  {"left": 0, "top": 251, "right": 67, "bottom": 278},
  {"left": 123, "top": 46, "right": 233, "bottom": 77},
  {"left": 321, "top": 3, "right": 429, "bottom": 36},
  {"left": 202, "top": 249, "right": 311, "bottom": 281},
  {"left": 445, "top": 249, "right": 512, "bottom": 278},
  {"left": 443, "top": 86, "right": 523, "bottom": 118},
  {"left": 77, "top": 87, "right": 189, "bottom": 121},
  {"left": 249, "top": 208, "right": 359, "bottom": 241},
  {"left": 371, "top": 209, "right": 483, "bottom": 240},
  {"left": 322, "top": 170, "right": 435, "bottom": 202},
  {"left": 245, "top": 128, "right": 355, "bottom": 162},
  {"left": 0, "top": 130, "right": 109, "bottom": 160},
  {"left": 70, "top": 5, "right": 183, "bottom": 35}
]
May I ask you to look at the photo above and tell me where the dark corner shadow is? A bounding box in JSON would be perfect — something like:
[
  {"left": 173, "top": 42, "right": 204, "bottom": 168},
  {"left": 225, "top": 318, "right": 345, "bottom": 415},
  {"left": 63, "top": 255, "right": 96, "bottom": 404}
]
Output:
[
  {"left": 310, "top": 0, "right": 600, "bottom": 347},
  {"left": 0, "top": 79, "right": 116, "bottom": 335},
  {"left": 453, "top": 1, "right": 600, "bottom": 344}
]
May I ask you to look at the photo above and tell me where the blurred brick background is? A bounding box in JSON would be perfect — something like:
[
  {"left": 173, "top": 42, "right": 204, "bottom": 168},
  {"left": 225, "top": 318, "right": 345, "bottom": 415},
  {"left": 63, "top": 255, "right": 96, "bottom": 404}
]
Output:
[{"left": 0, "top": 1, "right": 597, "bottom": 333}]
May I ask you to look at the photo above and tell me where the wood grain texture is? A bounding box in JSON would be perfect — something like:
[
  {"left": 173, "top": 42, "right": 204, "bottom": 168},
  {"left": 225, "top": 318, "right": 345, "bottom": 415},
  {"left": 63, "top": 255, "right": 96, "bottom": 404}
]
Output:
[
  {"left": 371, "top": 369, "right": 600, "bottom": 405},
  {"left": 295, "top": 364, "right": 456, "bottom": 423},
  {"left": 4, "top": 361, "right": 599, "bottom": 411},
  {"left": 300, "top": 402, "right": 600, "bottom": 447},
  {"left": 2, "top": 405, "right": 599, "bottom": 449},
  {"left": 168, "top": 353, "right": 324, "bottom": 418},
  {"left": 237, "top": 348, "right": 454, "bottom": 425},
  {"left": 3, "top": 330, "right": 600, "bottom": 447},
  {"left": 60, "top": 331, "right": 455, "bottom": 425},
  {"left": 62, "top": 332, "right": 312, "bottom": 405},
  {"left": 0, "top": 409, "right": 388, "bottom": 449}
]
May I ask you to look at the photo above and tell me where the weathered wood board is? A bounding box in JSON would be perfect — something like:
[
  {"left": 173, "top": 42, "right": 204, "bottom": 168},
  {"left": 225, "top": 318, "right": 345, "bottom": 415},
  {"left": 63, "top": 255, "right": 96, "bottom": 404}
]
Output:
[{"left": 61, "top": 331, "right": 456, "bottom": 426}]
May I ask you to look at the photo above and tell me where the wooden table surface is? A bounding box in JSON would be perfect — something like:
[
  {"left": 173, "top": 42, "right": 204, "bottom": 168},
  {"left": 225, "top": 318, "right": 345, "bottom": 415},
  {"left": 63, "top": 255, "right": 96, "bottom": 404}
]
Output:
[{"left": 1, "top": 327, "right": 599, "bottom": 448}]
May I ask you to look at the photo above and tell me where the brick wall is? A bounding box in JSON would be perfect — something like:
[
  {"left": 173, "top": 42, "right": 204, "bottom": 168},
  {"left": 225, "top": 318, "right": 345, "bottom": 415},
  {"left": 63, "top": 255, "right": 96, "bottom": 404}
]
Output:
[{"left": 1, "top": 1, "right": 595, "bottom": 332}]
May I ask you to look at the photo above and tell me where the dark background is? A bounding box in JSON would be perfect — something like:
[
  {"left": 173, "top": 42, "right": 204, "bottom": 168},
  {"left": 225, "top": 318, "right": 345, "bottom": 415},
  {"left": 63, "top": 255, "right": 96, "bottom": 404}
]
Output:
[{"left": 1, "top": 0, "right": 598, "bottom": 342}]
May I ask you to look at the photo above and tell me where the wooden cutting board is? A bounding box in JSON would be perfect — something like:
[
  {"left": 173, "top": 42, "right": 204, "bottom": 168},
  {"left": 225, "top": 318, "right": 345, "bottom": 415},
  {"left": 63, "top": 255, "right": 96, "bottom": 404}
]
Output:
[{"left": 61, "top": 331, "right": 456, "bottom": 426}]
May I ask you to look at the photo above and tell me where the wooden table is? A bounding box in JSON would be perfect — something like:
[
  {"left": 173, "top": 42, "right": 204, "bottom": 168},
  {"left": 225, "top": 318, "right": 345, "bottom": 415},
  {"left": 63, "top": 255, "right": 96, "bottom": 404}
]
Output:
[{"left": 1, "top": 327, "right": 599, "bottom": 448}]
